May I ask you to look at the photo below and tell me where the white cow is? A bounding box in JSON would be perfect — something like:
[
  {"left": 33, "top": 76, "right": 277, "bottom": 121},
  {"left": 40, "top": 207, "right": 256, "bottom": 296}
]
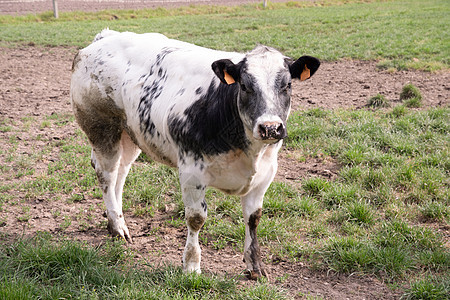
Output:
[{"left": 70, "top": 29, "right": 320, "bottom": 279}]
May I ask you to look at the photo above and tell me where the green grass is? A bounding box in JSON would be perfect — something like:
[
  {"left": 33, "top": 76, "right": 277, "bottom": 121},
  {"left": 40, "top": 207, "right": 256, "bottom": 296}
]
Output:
[
  {"left": 403, "top": 275, "right": 450, "bottom": 300},
  {"left": 5, "top": 106, "right": 448, "bottom": 286},
  {"left": 2, "top": 102, "right": 448, "bottom": 298},
  {"left": 400, "top": 84, "right": 423, "bottom": 102},
  {"left": 367, "top": 94, "right": 390, "bottom": 109},
  {"left": 401, "top": 84, "right": 424, "bottom": 107},
  {"left": 1, "top": 0, "right": 449, "bottom": 70},
  {"left": 0, "top": 233, "right": 285, "bottom": 299}
]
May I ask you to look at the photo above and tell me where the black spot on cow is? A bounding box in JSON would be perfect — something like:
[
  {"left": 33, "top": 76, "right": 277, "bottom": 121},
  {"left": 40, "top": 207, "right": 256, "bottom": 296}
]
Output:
[
  {"left": 201, "top": 200, "right": 207, "bottom": 212},
  {"left": 138, "top": 66, "right": 169, "bottom": 138},
  {"left": 236, "top": 72, "right": 269, "bottom": 127},
  {"left": 195, "top": 87, "right": 203, "bottom": 95},
  {"left": 246, "top": 208, "right": 267, "bottom": 279},
  {"left": 155, "top": 47, "right": 177, "bottom": 66},
  {"left": 168, "top": 80, "right": 249, "bottom": 160},
  {"left": 187, "top": 213, "right": 205, "bottom": 232},
  {"left": 176, "top": 88, "right": 185, "bottom": 97},
  {"left": 196, "top": 184, "right": 205, "bottom": 190}
]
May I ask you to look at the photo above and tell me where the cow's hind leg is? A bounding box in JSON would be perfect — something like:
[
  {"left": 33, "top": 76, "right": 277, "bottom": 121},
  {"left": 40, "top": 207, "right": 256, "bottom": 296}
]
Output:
[
  {"left": 114, "top": 131, "right": 141, "bottom": 222},
  {"left": 75, "top": 101, "right": 136, "bottom": 242},
  {"left": 90, "top": 131, "right": 140, "bottom": 242}
]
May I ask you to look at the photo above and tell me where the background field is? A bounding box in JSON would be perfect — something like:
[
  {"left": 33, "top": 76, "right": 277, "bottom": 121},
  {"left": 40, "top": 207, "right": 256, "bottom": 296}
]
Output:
[{"left": 0, "top": 0, "right": 449, "bottom": 299}]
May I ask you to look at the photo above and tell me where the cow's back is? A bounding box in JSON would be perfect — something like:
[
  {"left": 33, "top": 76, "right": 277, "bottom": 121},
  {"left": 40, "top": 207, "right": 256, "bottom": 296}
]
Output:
[{"left": 70, "top": 30, "right": 243, "bottom": 166}]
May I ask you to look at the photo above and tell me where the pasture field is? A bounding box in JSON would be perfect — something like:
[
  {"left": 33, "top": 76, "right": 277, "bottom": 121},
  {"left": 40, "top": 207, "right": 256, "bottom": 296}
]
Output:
[
  {"left": 0, "top": 0, "right": 449, "bottom": 299},
  {"left": 0, "top": 0, "right": 449, "bottom": 70}
]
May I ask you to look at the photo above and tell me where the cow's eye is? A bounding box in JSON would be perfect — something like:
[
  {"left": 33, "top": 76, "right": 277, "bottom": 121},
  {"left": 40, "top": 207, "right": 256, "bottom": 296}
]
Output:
[
  {"left": 283, "top": 82, "right": 292, "bottom": 91},
  {"left": 240, "top": 83, "right": 253, "bottom": 93},
  {"left": 279, "top": 82, "right": 291, "bottom": 93}
]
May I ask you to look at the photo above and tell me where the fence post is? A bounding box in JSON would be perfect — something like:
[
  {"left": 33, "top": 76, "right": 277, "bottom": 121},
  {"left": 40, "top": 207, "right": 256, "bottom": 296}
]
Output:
[
  {"left": 263, "top": 0, "right": 267, "bottom": 8},
  {"left": 52, "top": 0, "right": 59, "bottom": 18}
]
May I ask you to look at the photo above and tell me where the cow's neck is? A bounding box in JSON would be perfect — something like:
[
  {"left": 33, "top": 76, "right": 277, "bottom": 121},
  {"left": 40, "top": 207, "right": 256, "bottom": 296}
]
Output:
[{"left": 169, "top": 79, "right": 249, "bottom": 161}]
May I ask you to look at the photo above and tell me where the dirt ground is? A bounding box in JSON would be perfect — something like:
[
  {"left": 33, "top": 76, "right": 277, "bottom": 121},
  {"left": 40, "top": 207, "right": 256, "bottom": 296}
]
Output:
[
  {"left": 0, "top": 0, "right": 291, "bottom": 15},
  {"left": 0, "top": 44, "right": 448, "bottom": 299}
]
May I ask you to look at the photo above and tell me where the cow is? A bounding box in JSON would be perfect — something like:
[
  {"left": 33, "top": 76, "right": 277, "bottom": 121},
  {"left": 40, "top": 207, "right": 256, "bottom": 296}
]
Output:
[{"left": 70, "top": 29, "right": 319, "bottom": 279}]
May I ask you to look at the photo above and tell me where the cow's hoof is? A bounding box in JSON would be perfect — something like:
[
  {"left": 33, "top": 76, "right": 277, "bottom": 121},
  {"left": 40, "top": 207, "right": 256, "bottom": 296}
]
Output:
[
  {"left": 245, "top": 268, "right": 269, "bottom": 281},
  {"left": 183, "top": 265, "right": 201, "bottom": 274},
  {"left": 107, "top": 219, "right": 133, "bottom": 243}
]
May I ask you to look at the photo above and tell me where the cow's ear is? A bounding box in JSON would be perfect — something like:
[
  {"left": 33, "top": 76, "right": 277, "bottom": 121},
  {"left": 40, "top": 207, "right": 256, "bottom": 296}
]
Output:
[
  {"left": 212, "top": 59, "right": 240, "bottom": 85},
  {"left": 289, "top": 56, "right": 320, "bottom": 81}
]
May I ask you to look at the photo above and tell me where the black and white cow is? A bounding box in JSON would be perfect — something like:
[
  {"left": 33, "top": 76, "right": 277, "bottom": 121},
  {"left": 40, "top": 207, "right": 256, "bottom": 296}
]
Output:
[{"left": 70, "top": 29, "right": 319, "bottom": 279}]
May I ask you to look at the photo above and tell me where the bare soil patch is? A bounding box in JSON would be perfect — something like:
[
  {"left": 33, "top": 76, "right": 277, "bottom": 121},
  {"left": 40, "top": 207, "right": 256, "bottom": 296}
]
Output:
[
  {"left": 1, "top": 45, "right": 449, "bottom": 299},
  {"left": 0, "top": 0, "right": 290, "bottom": 15}
]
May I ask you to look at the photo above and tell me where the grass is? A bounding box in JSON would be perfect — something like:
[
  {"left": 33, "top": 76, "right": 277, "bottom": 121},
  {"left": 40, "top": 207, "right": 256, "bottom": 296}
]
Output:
[
  {"left": 401, "top": 84, "right": 423, "bottom": 108},
  {"left": 367, "top": 94, "right": 390, "bottom": 109},
  {"left": 1, "top": 106, "right": 448, "bottom": 297},
  {"left": 0, "top": 0, "right": 449, "bottom": 70},
  {"left": 0, "top": 232, "right": 285, "bottom": 299},
  {"left": 403, "top": 275, "right": 450, "bottom": 300},
  {"left": 400, "top": 84, "right": 423, "bottom": 101}
]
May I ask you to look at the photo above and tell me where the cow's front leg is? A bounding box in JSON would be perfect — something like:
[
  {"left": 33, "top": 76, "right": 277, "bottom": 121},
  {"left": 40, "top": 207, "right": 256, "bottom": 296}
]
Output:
[
  {"left": 180, "top": 170, "right": 207, "bottom": 273},
  {"left": 240, "top": 159, "right": 277, "bottom": 280},
  {"left": 241, "top": 194, "right": 267, "bottom": 280}
]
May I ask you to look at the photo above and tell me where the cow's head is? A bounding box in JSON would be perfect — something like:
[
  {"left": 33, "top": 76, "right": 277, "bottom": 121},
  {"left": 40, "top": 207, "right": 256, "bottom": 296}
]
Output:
[{"left": 212, "top": 46, "right": 319, "bottom": 143}]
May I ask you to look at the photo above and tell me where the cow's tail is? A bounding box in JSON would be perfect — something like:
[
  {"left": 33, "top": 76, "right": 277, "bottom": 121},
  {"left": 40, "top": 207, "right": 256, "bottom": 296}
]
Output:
[{"left": 93, "top": 28, "right": 120, "bottom": 43}]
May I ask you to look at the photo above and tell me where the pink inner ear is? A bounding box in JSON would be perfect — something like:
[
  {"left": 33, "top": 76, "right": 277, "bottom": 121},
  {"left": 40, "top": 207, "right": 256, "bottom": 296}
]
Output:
[
  {"left": 300, "top": 65, "right": 310, "bottom": 81},
  {"left": 224, "top": 70, "right": 236, "bottom": 84}
]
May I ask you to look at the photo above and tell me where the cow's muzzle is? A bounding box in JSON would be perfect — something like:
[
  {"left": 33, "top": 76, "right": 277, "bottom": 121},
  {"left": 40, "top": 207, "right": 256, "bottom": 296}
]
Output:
[{"left": 258, "top": 121, "right": 287, "bottom": 141}]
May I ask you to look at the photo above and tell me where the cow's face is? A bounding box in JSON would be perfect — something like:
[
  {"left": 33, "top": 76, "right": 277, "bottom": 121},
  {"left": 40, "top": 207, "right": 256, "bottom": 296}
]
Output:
[{"left": 212, "top": 46, "right": 320, "bottom": 143}]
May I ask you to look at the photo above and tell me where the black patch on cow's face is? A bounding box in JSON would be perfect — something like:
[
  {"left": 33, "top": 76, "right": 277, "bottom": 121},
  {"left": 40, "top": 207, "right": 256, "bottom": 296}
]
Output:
[
  {"left": 272, "top": 69, "right": 292, "bottom": 122},
  {"left": 168, "top": 80, "right": 249, "bottom": 160},
  {"left": 237, "top": 63, "right": 292, "bottom": 132},
  {"left": 237, "top": 70, "right": 268, "bottom": 129}
]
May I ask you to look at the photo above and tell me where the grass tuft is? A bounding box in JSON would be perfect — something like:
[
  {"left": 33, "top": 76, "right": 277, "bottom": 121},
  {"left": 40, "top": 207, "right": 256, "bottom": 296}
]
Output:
[
  {"left": 419, "top": 201, "right": 450, "bottom": 222},
  {"left": 367, "top": 94, "right": 390, "bottom": 109},
  {"left": 402, "top": 275, "right": 450, "bottom": 300},
  {"left": 403, "top": 97, "right": 423, "bottom": 108},
  {"left": 400, "top": 84, "right": 423, "bottom": 101},
  {"left": 390, "top": 105, "right": 408, "bottom": 118},
  {"left": 400, "top": 84, "right": 423, "bottom": 108}
]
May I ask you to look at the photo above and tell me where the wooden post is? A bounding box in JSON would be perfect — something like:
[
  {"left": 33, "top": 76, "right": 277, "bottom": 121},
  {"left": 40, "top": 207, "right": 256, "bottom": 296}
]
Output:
[
  {"left": 263, "top": 0, "right": 267, "bottom": 8},
  {"left": 52, "top": 0, "right": 59, "bottom": 18}
]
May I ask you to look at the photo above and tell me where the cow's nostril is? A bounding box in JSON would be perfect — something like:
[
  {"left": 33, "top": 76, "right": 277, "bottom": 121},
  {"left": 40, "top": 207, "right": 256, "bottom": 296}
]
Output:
[
  {"left": 258, "top": 122, "right": 286, "bottom": 140},
  {"left": 259, "top": 124, "right": 269, "bottom": 139},
  {"left": 276, "top": 123, "right": 286, "bottom": 139}
]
